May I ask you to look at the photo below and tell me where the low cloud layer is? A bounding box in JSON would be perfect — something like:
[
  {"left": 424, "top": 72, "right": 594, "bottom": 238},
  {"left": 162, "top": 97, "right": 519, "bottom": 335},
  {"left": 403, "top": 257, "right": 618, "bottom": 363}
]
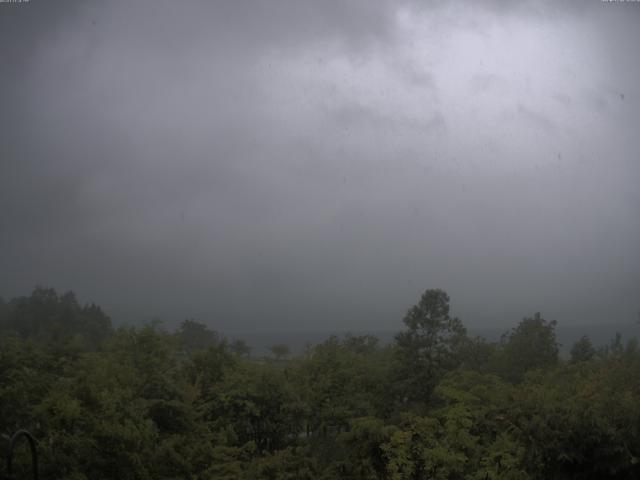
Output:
[{"left": 1, "top": 0, "right": 639, "bottom": 332}]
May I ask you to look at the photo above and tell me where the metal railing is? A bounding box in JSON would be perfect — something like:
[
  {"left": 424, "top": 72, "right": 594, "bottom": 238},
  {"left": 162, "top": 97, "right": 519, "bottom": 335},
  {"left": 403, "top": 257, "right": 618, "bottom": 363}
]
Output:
[{"left": 3, "top": 430, "right": 38, "bottom": 480}]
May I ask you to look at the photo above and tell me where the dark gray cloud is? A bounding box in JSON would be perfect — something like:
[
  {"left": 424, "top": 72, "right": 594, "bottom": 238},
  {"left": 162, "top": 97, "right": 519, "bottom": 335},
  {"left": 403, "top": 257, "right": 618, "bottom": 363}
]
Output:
[{"left": 1, "top": 0, "right": 639, "bottom": 333}]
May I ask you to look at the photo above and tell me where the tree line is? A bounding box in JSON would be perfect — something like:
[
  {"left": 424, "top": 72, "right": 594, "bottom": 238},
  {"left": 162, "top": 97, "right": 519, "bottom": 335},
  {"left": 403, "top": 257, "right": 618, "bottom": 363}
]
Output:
[{"left": 0, "top": 287, "right": 639, "bottom": 479}]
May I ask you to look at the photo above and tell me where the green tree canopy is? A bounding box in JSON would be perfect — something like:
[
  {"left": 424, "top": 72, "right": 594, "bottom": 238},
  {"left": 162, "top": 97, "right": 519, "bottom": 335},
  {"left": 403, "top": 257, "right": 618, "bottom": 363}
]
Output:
[
  {"left": 394, "top": 289, "right": 468, "bottom": 405},
  {"left": 499, "top": 312, "right": 559, "bottom": 382},
  {"left": 0, "top": 287, "right": 112, "bottom": 349},
  {"left": 570, "top": 335, "right": 596, "bottom": 363},
  {"left": 175, "top": 318, "right": 221, "bottom": 353}
]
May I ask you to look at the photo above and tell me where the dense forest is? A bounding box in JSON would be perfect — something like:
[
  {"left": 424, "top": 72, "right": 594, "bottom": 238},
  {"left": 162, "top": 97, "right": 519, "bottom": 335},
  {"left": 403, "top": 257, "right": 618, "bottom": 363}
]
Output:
[{"left": 1, "top": 287, "right": 639, "bottom": 479}]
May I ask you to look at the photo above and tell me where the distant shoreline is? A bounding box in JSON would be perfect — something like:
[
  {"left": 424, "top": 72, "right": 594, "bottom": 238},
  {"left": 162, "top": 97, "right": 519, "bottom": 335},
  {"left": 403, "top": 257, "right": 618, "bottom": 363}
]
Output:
[{"left": 226, "top": 323, "right": 640, "bottom": 356}]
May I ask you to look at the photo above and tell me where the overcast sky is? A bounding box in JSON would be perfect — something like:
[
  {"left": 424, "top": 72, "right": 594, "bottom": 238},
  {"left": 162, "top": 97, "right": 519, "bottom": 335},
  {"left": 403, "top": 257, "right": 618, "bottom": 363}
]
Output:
[{"left": 1, "top": 0, "right": 639, "bottom": 333}]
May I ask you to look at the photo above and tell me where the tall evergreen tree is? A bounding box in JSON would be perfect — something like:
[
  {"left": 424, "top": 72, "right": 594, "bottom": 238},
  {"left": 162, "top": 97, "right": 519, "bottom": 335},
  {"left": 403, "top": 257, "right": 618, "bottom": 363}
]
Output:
[{"left": 394, "top": 289, "right": 467, "bottom": 404}]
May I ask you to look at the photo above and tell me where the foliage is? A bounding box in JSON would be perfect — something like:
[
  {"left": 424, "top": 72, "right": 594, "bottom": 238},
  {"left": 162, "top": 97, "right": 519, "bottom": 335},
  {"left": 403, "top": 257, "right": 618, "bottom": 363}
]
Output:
[
  {"left": 175, "top": 319, "right": 222, "bottom": 354},
  {"left": 570, "top": 335, "right": 596, "bottom": 363},
  {"left": 1, "top": 286, "right": 639, "bottom": 479},
  {"left": 0, "top": 287, "right": 112, "bottom": 350},
  {"left": 498, "top": 312, "right": 559, "bottom": 382},
  {"left": 394, "top": 289, "right": 467, "bottom": 404}
]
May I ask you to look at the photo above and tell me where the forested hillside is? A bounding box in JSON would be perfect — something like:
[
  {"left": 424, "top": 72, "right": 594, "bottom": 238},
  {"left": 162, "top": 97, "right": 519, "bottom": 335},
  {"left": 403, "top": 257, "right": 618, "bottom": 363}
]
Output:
[{"left": 1, "top": 287, "right": 639, "bottom": 479}]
